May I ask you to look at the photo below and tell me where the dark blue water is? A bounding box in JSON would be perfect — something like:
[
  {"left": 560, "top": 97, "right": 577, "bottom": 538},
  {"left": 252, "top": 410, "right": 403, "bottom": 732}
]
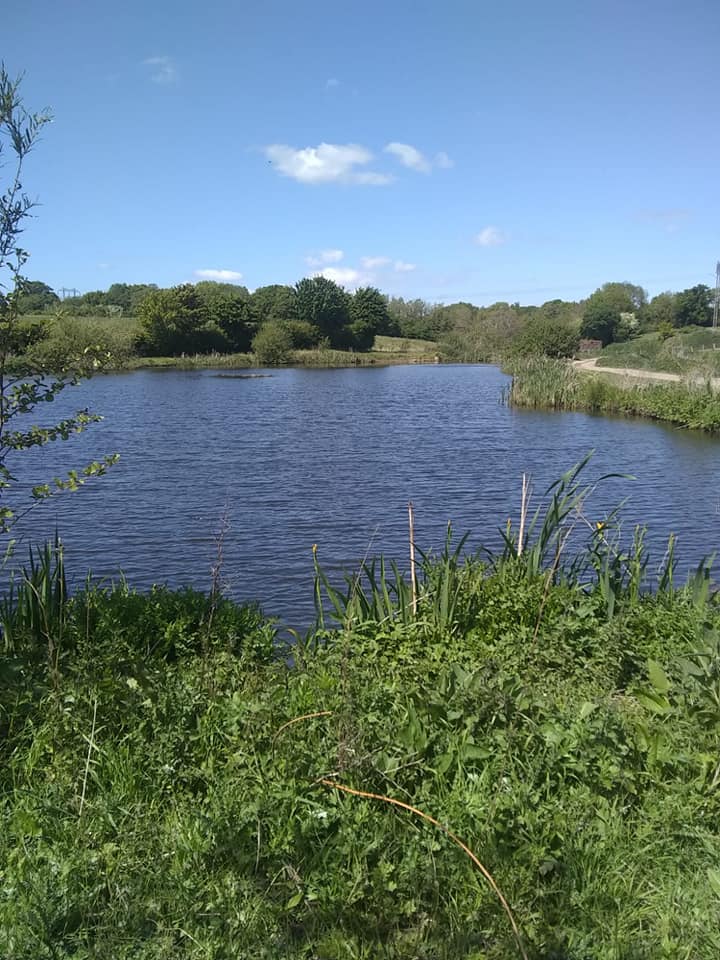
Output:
[{"left": 7, "top": 364, "right": 720, "bottom": 625}]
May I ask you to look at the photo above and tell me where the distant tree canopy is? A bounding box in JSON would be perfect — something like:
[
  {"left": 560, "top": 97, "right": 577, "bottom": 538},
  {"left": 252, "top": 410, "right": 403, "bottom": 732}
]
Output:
[
  {"left": 580, "top": 282, "right": 648, "bottom": 345},
  {"left": 19, "top": 272, "right": 715, "bottom": 364},
  {"left": 16, "top": 280, "right": 59, "bottom": 314},
  {"left": 674, "top": 284, "right": 713, "bottom": 328}
]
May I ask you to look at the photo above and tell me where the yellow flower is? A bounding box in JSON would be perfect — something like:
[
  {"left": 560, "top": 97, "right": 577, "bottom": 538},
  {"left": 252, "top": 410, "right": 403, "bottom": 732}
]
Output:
[
  {"left": 312, "top": 543, "right": 318, "bottom": 554},
  {"left": 596, "top": 522, "right": 605, "bottom": 531}
]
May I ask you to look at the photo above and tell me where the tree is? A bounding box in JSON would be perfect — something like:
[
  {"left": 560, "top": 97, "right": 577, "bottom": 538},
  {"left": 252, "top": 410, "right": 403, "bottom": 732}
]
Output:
[
  {"left": 295, "top": 276, "right": 351, "bottom": 347},
  {"left": 0, "top": 66, "right": 116, "bottom": 532},
  {"left": 580, "top": 282, "right": 646, "bottom": 345},
  {"left": 641, "top": 291, "right": 677, "bottom": 330},
  {"left": 349, "top": 286, "right": 391, "bottom": 349},
  {"left": 513, "top": 316, "right": 579, "bottom": 358},
  {"left": 17, "top": 280, "right": 59, "bottom": 314},
  {"left": 251, "top": 323, "right": 293, "bottom": 364},
  {"left": 250, "top": 284, "right": 297, "bottom": 326},
  {"left": 194, "top": 282, "right": 253, "bottom": 352},
  {"left": 674, "top": 284, "right": 713, "bottom": 328},
  {"left": 137, "top": 285, "right": 211, "bottom": 355}
]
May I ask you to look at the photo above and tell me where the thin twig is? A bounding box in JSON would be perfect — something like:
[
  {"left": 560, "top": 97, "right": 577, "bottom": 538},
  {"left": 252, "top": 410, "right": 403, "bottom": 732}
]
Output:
[
  {"left": 318, "top": 778, "right": 528, "bottom": 960},
  {"left": 79, "top": 698, "right": 98, "bottom": 817}
]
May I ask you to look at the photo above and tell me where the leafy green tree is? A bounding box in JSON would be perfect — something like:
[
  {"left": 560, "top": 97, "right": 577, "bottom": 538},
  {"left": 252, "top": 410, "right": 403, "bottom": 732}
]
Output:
[
  {"left": 674, "top": 284, "right": 713, "bottom": 327},
  {"left": 251, "top": 322, "right": 293, "bottom": 364},
  {"left": 0, "top": 66, "right": 116, "bottom": 531},
  {"left": 250, "top": 284, "right": 297, "bottom": 326},
  {"left": 349, "top": 286, "right": 391, "bottom": 349},
  {"left": 581, "top": 283, "right": 646, "bottom": 345},
  {"left": 17, "top": 280, "right": 58, "bottom": 314},
  {"left": 137, "top": 284, "right": 210, "bottom": 355},
  {"left": 194, "top": 282, "right": 253, "bottom": 351},
  {"left": 641, "top": 291, "right": 677, "bottom": 330},
  {"left": 295, "top": 276, "right": 351, "bottom": 347}
]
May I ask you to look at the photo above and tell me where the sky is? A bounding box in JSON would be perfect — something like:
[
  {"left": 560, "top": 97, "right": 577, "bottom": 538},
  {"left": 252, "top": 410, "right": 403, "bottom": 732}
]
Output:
[{"left": 4, "top": 0, "right": 720, "bottom": 306}]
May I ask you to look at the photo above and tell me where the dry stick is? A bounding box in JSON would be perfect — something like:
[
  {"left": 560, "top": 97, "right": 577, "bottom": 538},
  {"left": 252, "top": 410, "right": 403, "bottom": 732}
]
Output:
[
  {"left": 79, "top": 698, "right": 98, "bottom": 818},
  {"left": 408, "top": 501, "right": 417, "bottom": 616},
  {"left": 318, "top": 778, "right": 528, "bottom": 960},
  {"left": 273, "top": 711, "right": 333, "bottom": 746},
  {"left": 518, "top": 474, "right": 529, "bottom": 558}
]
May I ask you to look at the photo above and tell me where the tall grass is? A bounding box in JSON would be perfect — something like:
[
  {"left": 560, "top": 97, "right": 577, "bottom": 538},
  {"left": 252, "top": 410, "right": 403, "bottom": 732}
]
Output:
[{"left": 508, "top": 356, "right": 720, "bottom": 431}]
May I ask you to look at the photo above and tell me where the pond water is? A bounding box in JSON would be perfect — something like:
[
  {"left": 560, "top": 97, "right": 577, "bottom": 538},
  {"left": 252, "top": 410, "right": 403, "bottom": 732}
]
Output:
[{"left": 7, "top": 363, "right": 720, "bottom": 627}]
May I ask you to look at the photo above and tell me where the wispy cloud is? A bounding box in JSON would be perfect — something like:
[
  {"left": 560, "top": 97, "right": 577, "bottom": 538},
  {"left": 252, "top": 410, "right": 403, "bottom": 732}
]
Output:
[
  {"left": 474, "top": 226, "right": 507, "bottom": 247},
  {"left": 384, "top": 142, "right": 453, "bottom": 174},
  {"left": 393, "top": 260, "right": 416, "bottom": 272},
  {"left": 264, "top": 143, "right": 393, "bottom": 185},
  {"left": 306, "top": 249, "right": 344, "bottom": 267},
  {"left": 325, "top": 77, "right": 340, "bottom": 89},
  {"left": 143, "top": 55, "right": 178, "bottom": 85},
  {"left": 194, "top": 268, "right": 244, "bottom": 282},
  {"left": 361, "top": 256, "right": 391, "bottom": 269},
  {"left": 634, "top": 208, "right": 691, "bottom": 233}
]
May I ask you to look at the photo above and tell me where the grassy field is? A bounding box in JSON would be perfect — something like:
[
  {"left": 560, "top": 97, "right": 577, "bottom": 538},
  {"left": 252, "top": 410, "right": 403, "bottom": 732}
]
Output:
[
  {"left": 2, "top": 467, "right": 720, "bottom": 958},
  {"left": 600, "top": 327, "right": 720, "bottom": 376}
]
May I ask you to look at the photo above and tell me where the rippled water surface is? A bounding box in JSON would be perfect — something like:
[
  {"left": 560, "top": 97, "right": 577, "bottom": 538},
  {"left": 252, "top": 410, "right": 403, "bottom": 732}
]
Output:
[{"left": 9, "top": 364, "right": 720, "bottom": 625}]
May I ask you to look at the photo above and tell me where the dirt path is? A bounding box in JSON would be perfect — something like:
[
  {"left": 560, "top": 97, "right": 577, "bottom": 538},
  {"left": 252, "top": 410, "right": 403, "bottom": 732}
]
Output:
[{"left": 572, "top": 357, "right": 720, "bottom": 389}]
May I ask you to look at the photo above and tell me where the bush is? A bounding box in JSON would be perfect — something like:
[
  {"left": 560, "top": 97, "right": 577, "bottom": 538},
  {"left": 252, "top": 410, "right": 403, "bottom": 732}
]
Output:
[{"left": 251, "top": 322, "right": 294, "bottom": 364}]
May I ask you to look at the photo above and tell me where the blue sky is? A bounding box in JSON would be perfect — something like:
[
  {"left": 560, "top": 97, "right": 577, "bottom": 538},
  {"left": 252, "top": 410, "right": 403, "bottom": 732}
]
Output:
[{"left": 5, "top": 0, "right": 720, "bottom": 305}]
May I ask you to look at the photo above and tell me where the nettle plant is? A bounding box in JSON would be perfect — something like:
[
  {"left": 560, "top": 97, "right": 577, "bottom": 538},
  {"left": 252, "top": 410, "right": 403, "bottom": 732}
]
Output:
[{"left": 0, "top": 65, "right": 117, "bottom": 533}]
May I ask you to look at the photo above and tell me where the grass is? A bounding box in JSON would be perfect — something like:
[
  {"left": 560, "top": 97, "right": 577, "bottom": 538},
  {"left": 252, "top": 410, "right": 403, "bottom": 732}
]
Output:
[
  {"left": 2, "top": 461, "right": 720, "bottom": 958},
  {"left": 599, "top": 327, "right": 720, "bottom": 376},
  {"left": 508, "top": 356, "right": 720, "bottom": 431}
]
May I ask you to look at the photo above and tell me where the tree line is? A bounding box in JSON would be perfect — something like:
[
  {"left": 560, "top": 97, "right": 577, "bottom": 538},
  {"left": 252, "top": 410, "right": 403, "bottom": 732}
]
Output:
[{"left": 14, "top": 275, "right": 718, "bottom": 364}]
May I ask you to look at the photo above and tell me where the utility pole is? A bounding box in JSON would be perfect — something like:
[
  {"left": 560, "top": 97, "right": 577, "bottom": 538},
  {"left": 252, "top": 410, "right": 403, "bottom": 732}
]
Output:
[
  {"left": 59, "top": 287, "right": 80, "bottom": 300},
  {"left": 714, "top": 261, "right": 720, "bottom": 330}
]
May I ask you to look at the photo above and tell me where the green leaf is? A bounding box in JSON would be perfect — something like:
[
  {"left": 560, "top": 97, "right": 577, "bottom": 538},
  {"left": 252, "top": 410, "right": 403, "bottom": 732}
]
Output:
[
  {"left": 708, "top": 868, "right": 720, "bottom": 898},
  {"left": 647, "top": 660, "right": 670, "bottom": 695},
  {"left": 285, "top": 890, "right": 304, "bottom": 910}
]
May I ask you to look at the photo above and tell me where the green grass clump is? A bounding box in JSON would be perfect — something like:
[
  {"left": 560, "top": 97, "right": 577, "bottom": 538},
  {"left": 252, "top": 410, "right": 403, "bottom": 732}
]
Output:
[
  {"left": 2, "top": 471, "right": 720, "bottom": 958},
  {"left": 508, "top": 356, "right": 720, "bottom": 431}
]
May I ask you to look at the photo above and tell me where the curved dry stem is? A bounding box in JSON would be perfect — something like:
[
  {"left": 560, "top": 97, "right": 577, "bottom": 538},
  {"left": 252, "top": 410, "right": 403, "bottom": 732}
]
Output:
[
  {"left": 273, "top": 711, "right": 333, "bottom": 745},
  {"left": 318, "top": 777, "right": 528, "bottom": 960}
]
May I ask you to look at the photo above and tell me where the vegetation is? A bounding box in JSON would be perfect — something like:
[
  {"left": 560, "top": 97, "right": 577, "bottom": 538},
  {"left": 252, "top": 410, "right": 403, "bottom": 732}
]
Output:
[
  {"left": 0, "top": 66, "right": 117, "bottom": 532},
  {"left": 599, "top": 327, "right": 720, "bottom": 377},
  {"left": 508, "top": 357, "right": 720, "bottom": 431},
  {"left": 2, "top": 462, "right": 720, "bottom": 958}
]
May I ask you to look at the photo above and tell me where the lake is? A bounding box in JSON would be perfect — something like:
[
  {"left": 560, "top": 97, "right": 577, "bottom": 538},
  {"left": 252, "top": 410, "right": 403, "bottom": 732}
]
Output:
[{"left": 7, "top": 363, "right": 720, "bottom": 627}]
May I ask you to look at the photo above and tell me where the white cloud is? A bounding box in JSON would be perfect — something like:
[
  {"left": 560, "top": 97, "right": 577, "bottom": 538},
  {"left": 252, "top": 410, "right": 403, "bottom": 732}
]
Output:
[
  {"left": 306, "top": 249, "right": 344, "bottom": 267},
  {"left": 394, "top": 260, "right": 416, "bottom": 272},
  {"left": 384, "top": 142, "right": 453, "bottom": 173},
  {"left": 361, "top": 256, "right": 391, "bottom": 269},
  {"left": 144, "top": 56, "right": 178, "bottom": 85},
  {"left": 264, "top": 142, "right": 393, "bottom": 185},
  {"left": 384, "top": 142, "right": 431, "bottom": 173},
  {"left": 474, "top": 226, "right": 507, "bottom": 247},
  {"left": 194, "top": 269, "right": 244, "bottom": 282},
  {"left": 315, "top": 266, "right": 367, "bottom": 289}
]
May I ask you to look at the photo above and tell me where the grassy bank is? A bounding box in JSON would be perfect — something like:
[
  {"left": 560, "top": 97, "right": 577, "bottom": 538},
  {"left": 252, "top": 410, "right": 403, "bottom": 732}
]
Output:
[
  {"left": 599, "top": 327, "right": 720, "bottom": 376},
  {"left": 2, "top": 465, "right": 720, "bottom": 958},
  {"left": 509, "top": 357, "right": 720, "bottom": 431}
]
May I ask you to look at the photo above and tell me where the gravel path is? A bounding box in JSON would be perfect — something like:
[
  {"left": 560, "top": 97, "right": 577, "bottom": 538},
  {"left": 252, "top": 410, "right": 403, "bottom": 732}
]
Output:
[{"left": 572, "top": 357, "right": 720, "bottom": 389}]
